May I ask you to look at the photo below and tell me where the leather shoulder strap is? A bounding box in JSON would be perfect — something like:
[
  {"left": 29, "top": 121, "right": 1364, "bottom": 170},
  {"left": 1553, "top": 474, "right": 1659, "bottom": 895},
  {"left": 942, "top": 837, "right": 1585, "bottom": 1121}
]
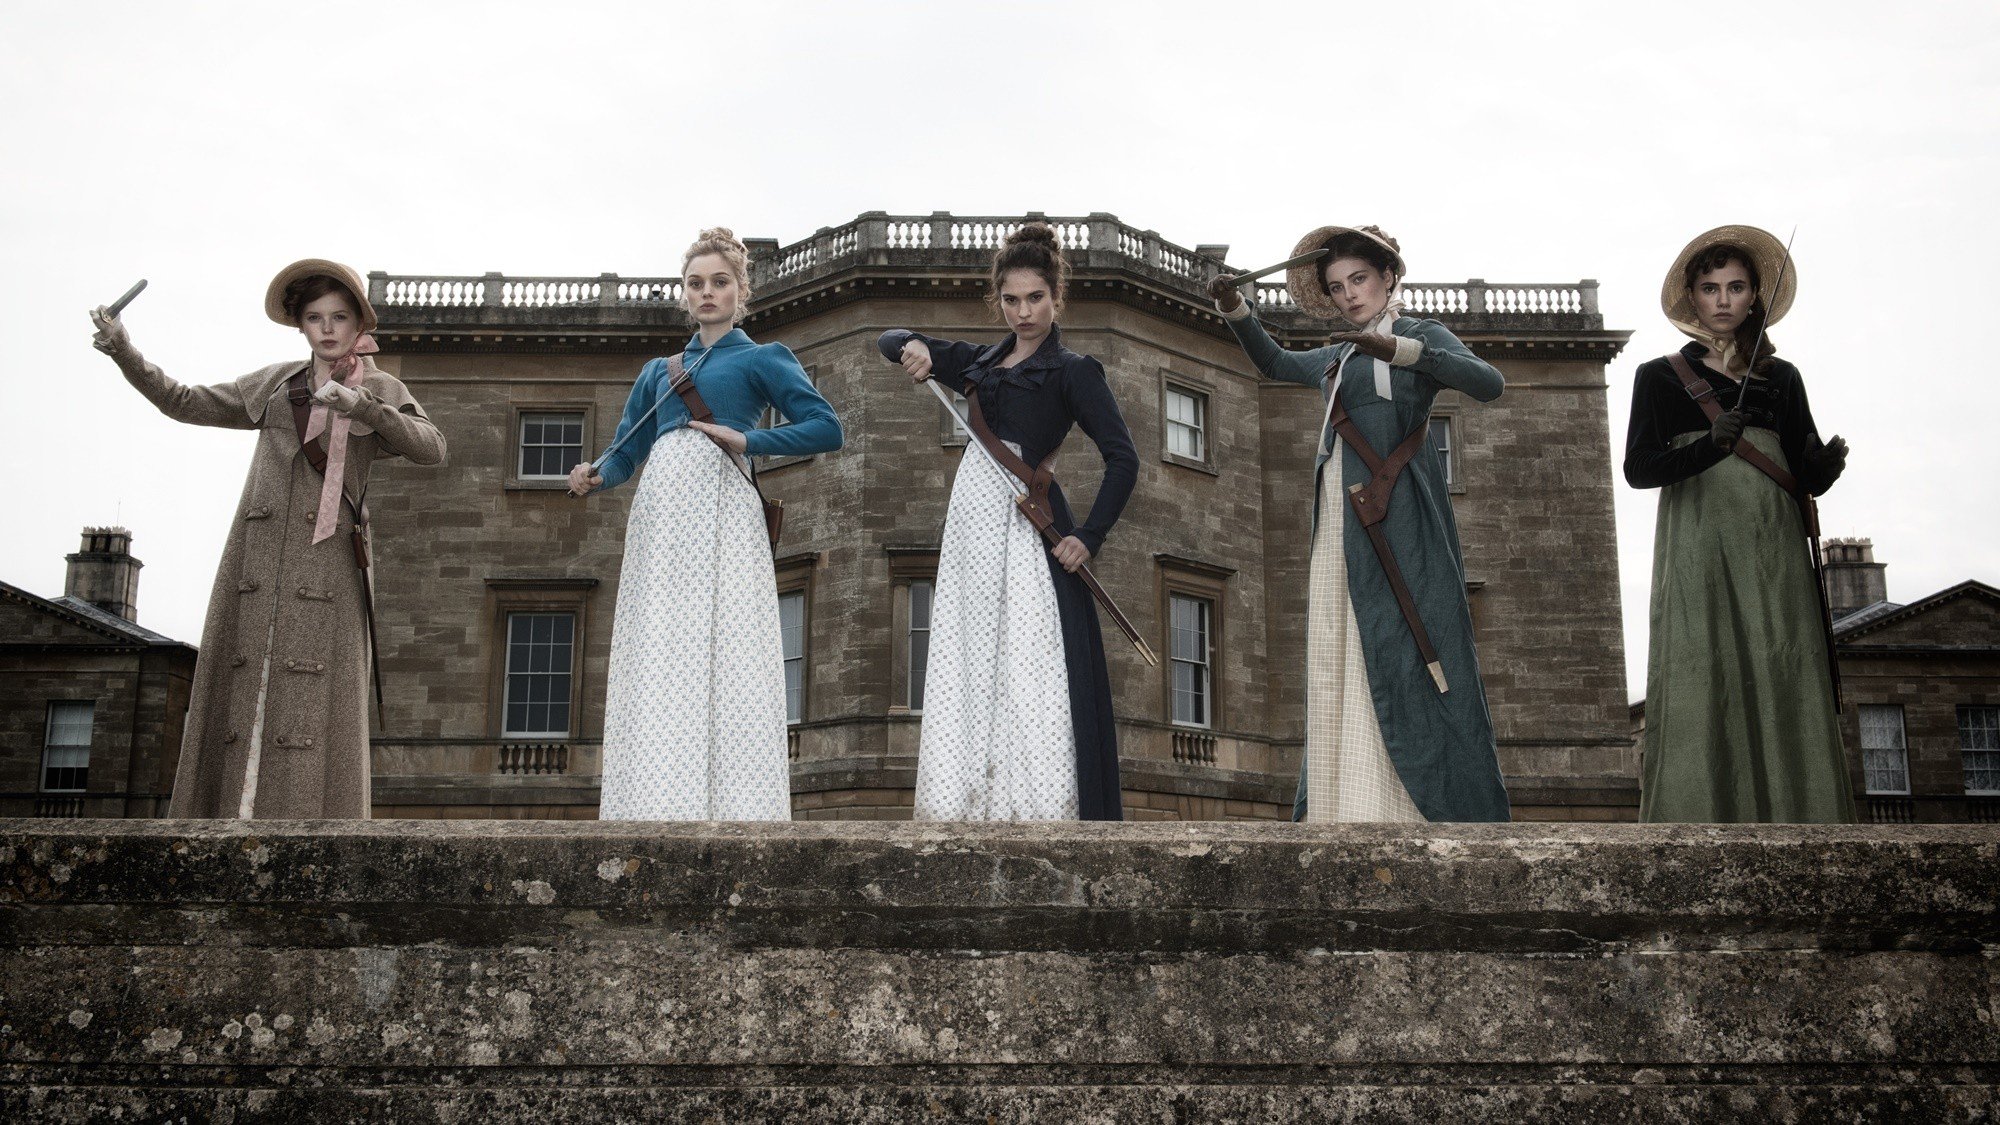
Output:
[
  {"left": 285, "top": 368, "right": 329, "bottom": 476},
  {"left": 1663, "top": 352, "right": 1801, "bottom": 497},
  {"left": 664, "top": 355, "right": 714, "bottom": 423},
  {"left": 667, "top": 354, "right": 768, "bottom": 496},
  {"left": 1663, "top": 352, "right": 1724, "bottom": 421},
  {"left": 284, "top": 367, "right": 370, "bottom": 530},
  {"left": 1324, "top": 394, "right": 1429, "bottom": 475},
  {"left": 961, "top": 379, "right": 1057, "bottom": 490}
]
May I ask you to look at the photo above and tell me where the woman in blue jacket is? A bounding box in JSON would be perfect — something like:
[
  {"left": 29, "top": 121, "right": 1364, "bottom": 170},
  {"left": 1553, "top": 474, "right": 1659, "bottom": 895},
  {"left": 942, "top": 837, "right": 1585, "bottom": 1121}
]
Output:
[
  {"left": 878, "top": 223, "right": 1138, "bottom": 821},
  {"left": 569, "top": 228, "right": 842, "bottom": 820}
]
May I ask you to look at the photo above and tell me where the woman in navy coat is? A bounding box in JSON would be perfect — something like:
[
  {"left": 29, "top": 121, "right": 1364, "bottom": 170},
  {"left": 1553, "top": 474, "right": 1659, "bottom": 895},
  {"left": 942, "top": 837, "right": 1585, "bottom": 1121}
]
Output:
[{"left": 878, "top": 223, "right": 1137, "bottom": 821}]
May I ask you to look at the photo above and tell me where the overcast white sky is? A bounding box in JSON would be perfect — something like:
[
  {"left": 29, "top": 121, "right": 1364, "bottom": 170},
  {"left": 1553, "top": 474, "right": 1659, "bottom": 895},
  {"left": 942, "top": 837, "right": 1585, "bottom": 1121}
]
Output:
[{"left": 4, "top": 1, "right": 1996, "bottom": 699}]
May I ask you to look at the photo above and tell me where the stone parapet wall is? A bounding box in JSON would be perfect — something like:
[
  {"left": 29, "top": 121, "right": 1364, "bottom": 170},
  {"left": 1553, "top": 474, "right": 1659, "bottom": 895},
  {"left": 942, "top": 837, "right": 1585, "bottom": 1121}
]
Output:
[{"left": 2, "top": 820, "right": 1994, "bottom": 1121}]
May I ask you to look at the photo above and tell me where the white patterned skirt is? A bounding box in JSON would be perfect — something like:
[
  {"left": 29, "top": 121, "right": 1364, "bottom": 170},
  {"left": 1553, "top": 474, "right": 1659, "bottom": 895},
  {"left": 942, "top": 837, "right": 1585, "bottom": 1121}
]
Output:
[
  {"left": 915, "top": 442, "right": 1077, "bottom": 821},
  {"left": 599, "top": 428, "right": 791, "bottom": 821},
  {"left": 1304, "top": 448, "right": 1425, "bottom": 824}
]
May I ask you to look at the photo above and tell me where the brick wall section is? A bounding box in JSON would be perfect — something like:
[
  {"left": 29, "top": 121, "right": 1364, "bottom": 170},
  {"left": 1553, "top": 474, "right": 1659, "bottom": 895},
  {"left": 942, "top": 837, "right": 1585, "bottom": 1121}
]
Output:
[
  {"left": 1836, "top": 588, "right": 2000, "bottom": 822},
  {"left": 0, "top": 598, "right": 194, "bottom": 817}
]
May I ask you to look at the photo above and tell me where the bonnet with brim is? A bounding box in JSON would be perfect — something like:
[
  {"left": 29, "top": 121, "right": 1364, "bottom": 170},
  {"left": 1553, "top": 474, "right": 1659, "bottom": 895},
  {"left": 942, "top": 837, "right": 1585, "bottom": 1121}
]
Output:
[
  {"left": 1661, "top": 224, "right": 1795, "bottom": 338},
  {"left": 1285, "top": 225, "right": 1406, "bottom": 320},
  {"left": 264, "top": 258, "right": 379, "bottom": 334}
]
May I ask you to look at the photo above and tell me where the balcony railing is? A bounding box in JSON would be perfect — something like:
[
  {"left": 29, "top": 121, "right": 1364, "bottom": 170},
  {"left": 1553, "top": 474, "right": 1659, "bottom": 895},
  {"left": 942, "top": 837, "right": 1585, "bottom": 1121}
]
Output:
[
  {"left": 376, "top": 275, "right": 685, "bottom": 311},
  {"left": 496, "top": 742, "right": 569, "bottom": 776},
  {"left": 34, "top": 795, "right": 84, "bottom": 818},
  {"left": 370, "top": 211, "right": 1602, "bottom": 334},
  {"left": 1171, "top": 729, "right": 1218, "bottom": 766},
  {"left": 1253, "top": 279, "right": 1597, "bottom": 316}
]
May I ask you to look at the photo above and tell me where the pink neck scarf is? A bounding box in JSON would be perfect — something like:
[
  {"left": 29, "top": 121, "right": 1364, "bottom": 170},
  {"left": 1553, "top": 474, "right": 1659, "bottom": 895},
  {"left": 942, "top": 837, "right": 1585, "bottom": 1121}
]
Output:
[{"left": 304, "top": 333, "right": 378, "bottom": 545}]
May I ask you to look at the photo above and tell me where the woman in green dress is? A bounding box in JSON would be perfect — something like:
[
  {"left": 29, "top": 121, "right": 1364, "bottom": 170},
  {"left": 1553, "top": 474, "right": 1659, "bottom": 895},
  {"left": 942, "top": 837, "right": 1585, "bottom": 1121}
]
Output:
[{"left": 1624, "top": 225, "right": 1853, "bottom": 822}]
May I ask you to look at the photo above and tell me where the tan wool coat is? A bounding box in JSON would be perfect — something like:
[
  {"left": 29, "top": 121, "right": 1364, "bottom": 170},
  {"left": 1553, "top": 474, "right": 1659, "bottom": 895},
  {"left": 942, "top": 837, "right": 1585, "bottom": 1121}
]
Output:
[{"left": 113, "top": 348, "right": 446, "bottom": 818}]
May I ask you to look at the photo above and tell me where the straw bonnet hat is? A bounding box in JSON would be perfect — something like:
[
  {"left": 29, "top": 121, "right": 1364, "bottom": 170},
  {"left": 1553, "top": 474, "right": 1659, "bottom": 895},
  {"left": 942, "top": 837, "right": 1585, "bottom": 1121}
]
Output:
[
  {"left": 1286, "top": 225, "right": 1406, "bottom": 319},
  {"left": 264, "top": 258, "right": 378, "bottom": 333},
  {"left": 1661, "top": 225, "right": 1795, "bottom": 329}
]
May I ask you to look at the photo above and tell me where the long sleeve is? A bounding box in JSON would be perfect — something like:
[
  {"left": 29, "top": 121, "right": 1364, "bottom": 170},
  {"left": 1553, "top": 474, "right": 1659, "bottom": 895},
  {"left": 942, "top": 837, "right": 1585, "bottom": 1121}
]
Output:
[
  {"left": 743, "top": 343, "right": 843, "bottom": 458},
  {"left": 877, "top": 329, "right": 988, "bottom": 394},
  {"left": 109, "top": 346, "right": 261, "bottom": 430},
  {"left": 595, "top": 359, "right": 665, "bottom": 491},
  {"left": 1061, "top": 357, "right": 1138, "bottom": 556},
  {"left": 1223, "top": 311, "right": 1333, "bottom": 388},
  {"left": 1623, "top": 360, "right": 1727, "bottom": 489},
  {"left": 1778, "top": 366, "right": 1842, "bottom": 496},
  {"left": 1404, "top": 320, "right": 1504, "bottom": 402},
  {"left": 352, "top": 374, "right": 447, "bottom": 466}
]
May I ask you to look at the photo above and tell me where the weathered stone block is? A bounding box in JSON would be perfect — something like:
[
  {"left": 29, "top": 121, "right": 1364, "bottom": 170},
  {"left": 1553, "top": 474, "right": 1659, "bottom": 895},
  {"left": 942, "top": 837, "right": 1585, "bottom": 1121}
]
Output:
[{"left": 1, "top": 820, "right": 1994, "bottom": 1120}]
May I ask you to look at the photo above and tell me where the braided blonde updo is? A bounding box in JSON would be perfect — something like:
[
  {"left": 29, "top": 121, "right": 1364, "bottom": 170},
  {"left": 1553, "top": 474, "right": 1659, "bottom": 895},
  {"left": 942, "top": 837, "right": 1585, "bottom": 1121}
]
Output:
[{"left": 682, "top": 227, "right": 753, "bottom": 322}]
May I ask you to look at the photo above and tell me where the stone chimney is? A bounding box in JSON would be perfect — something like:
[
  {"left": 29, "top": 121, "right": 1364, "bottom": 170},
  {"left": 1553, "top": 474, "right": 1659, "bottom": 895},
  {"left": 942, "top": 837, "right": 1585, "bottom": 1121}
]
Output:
[
  {"left": 64, "top": 526, "right": 143, "bottom": 622},
  {"left": 1821, "top": 537, "right": 1888, "bottom": 619}
]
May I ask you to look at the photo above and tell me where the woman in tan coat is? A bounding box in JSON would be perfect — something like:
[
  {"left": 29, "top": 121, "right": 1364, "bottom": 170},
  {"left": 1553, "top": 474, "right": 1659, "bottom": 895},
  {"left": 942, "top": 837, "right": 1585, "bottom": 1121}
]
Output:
[{"left": 89, "top": 260, "right": 446, "bottom": 818}]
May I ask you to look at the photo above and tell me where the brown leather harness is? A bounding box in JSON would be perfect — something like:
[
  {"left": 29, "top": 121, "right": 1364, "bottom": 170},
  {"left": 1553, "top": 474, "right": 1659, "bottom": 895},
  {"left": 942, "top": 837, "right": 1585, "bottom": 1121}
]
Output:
[
  {"left": 1662, "top": 352, "right": 1842, "bottom": 706},
  {"left": 1321, "top": 387, "right": 1451, "bottom": 694},
  {"left": 1664, "top": 353, "right": 1820, "bottom": 535},
  {"left": 284, "top": 368, "right": 384, "bottom": 724}
]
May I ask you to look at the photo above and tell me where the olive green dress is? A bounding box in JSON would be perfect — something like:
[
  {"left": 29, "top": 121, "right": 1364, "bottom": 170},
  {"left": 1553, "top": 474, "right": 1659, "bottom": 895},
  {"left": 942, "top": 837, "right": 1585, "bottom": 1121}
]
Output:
[{"left": 1625, "top": 347, "right": 1854, "bottom": 823}]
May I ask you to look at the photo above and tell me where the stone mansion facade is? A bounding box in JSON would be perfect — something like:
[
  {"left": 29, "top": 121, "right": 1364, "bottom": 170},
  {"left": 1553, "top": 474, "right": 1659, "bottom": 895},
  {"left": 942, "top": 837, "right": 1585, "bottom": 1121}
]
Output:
[{"left": 359, "top": 211, "right": 1635, "bottom": 821}]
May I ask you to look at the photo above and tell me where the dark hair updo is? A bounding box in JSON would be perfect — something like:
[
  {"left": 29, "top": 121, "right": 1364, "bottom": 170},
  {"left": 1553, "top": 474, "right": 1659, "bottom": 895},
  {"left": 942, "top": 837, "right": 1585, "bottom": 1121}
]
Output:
[
  {"left": 1322, "top": 231, "right": 1401, "bottom": 283},
  {"left": 280, "top": 274, "right": 361, "bottom": 324},
  {"left": 1682, "top": 244, "right": 1773, "bottom": 364},
  {"left": 987, "top": 222, "right": 1067, "bottom": 313}
]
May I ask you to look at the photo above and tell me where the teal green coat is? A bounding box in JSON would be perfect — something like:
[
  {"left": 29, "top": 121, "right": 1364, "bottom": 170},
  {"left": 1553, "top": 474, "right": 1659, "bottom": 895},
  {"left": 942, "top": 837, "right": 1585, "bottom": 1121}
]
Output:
[{"left": 1228, "top": 312, "right": 1511, "bottom": 823}]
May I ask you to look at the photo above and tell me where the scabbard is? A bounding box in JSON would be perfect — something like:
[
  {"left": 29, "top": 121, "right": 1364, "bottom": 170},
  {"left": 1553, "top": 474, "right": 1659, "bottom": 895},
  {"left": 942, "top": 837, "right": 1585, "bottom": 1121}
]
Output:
[
  {"left": 352, "top": 526, "right": 386, "bottom": 727},
  {"left": 1015, "top": 496, "right": 1159, "bottom": 667},
  {"left": 948, "top": 384, "right": 1158, "bottom": 667},
  {"left": 352, "top": 528, "right": 386, "bottom": 728},
  {"left": 1805, "top": 508, "right": 1843, "bottom": 710},
  {"left": 1348, "top": 484, "right": 1449, "bottom": 694}
]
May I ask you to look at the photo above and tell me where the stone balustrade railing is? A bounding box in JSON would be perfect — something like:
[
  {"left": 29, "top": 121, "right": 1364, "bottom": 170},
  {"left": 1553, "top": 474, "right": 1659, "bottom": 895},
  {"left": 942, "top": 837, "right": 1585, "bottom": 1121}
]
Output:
[
  {"left": 1253, "top": 278, "right": 1599, "bottom": 316},
  {"left": 373, "top": 273, "right": 684, "bottom": 311},
  {"left": 369, "top": 211, "right": 1602, "bottom": 332}
]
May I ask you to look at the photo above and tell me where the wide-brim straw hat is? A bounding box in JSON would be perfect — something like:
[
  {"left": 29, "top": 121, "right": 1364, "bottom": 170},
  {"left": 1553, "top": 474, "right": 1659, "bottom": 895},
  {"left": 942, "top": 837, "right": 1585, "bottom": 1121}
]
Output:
[
  {"left": 264, "top": 258, "right": 378, "bottom": 333},
  {"left": 1661, "top": 225, "right": 1795, "bottom": 329},
  {"left": 1286, "top": 225, "right": 1407, "bottom": 319}
]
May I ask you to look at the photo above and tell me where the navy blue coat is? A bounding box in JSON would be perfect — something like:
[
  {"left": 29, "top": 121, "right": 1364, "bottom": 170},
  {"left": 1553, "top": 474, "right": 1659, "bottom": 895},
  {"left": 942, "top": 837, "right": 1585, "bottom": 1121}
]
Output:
[{"left": 878, "top": 325, "right": 1138, "bottom": 820}]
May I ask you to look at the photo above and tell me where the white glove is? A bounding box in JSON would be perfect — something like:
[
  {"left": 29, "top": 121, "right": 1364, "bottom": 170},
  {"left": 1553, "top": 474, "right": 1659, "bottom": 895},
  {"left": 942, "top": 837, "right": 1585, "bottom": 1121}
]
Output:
[
  {"left": 313, "top": 379, "right": 362, "bottom": 413},
  {"left": 89, "top": 306, "right": 133, "bottom": 356}
]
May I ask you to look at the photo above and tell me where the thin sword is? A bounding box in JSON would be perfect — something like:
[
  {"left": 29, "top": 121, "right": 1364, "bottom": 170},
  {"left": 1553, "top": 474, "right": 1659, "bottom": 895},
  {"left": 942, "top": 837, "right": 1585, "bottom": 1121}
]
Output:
[
  {"left": 1732, "top": 226, "right": 1797, "bottom": 412},
  {"left": 569, "top": 343, "right": 713, "bottom": 495},
  {"left": 1223, "top": 248, "right": 1329, "bottom": 286},
  {"left": 923, "top": 377, "right": 1160, "bottom": 668},
  {"left": 106, "top": 279, "right": 147, "bottom": 317}
]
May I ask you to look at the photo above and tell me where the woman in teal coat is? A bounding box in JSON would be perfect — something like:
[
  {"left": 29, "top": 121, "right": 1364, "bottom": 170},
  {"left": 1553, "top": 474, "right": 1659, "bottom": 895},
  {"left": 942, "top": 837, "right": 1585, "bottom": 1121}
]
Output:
[{"left": 1208, "top": 225, "right": 1509, "bottom": 822}]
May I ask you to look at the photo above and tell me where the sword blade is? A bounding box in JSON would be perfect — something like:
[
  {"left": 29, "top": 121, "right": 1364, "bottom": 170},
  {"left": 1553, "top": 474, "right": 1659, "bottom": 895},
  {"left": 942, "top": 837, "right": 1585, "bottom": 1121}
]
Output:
[
  {"left": 106, "top": 279, "right": 147, "bottom": 317},
  {"left": 1226, "top": 248, "right": 1329, "bottom": 285},
  {"left": 579, "top": 344, "right": 714, "bottom": 485},
  {"left": 921, "top": 377, "right": 1160, "bottom": 668},
  {"left": 1733, "top": 226, "right": 1796, "bottom": 411},
  {"left": 924, "top": 378, "right": 1022, "bottom": 495}
]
